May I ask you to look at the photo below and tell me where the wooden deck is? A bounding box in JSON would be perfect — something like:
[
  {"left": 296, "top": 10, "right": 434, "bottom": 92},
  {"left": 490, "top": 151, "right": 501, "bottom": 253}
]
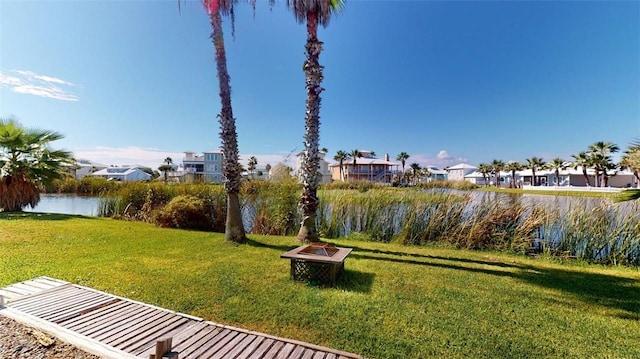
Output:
[{"left": 0, "top": 277, "right": 362, "bottom": 359}]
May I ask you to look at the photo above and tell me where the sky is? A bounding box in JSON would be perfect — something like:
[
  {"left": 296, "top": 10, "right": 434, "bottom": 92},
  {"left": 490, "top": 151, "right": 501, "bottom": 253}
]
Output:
[{"left": 1, "top": 0, "right": 639, "bottom": 171}]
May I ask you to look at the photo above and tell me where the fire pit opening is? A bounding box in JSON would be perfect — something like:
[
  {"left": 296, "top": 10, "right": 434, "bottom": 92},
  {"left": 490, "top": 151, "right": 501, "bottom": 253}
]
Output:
[{"left": 299, "top": 243, "right": 339, "bottom": 257}]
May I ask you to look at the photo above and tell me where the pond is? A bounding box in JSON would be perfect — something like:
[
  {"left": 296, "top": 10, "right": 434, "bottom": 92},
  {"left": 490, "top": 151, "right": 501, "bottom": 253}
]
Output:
[{"left": 25, "top": 194, "right": 102, "bottom": 216}]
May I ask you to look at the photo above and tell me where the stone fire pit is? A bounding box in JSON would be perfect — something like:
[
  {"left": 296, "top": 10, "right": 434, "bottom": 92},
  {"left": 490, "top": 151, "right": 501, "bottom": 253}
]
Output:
[{"left": 281, "top": 243, "right": 352, "bottom": 286}]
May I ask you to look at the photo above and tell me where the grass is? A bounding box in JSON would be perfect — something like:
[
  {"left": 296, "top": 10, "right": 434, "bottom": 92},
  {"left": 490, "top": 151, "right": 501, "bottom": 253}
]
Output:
[
  {"left": 476, "top": 186, "right": 618, "bottom": 198},
  {"left": 1, "top": 213, "right": 639, "bottom": 358}
]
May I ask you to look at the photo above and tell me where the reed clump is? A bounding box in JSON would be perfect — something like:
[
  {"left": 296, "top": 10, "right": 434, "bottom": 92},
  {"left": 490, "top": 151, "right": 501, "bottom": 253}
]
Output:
[{"left": 243, "top": 181, "right": 300, "bottom": 235}]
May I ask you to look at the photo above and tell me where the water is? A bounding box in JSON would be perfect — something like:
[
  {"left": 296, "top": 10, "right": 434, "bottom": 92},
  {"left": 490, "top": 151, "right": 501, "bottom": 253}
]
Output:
[{"left": 25, "top": 194, "right": 101, "bottom": 216}]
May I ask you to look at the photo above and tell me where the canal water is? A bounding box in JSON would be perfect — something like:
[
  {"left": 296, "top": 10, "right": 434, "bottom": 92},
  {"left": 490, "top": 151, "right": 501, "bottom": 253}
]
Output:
[{"left": 25, "top": 194, "right": 102, "bottom": 216}]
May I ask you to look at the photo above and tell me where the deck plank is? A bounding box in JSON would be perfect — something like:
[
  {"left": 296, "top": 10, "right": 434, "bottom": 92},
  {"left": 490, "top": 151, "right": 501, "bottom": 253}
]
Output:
[
  {"left": 235, "top": 336, "right": 266, "bottom": 359},
  {"left": 176, "top": 326, "right": 224, "bottom": 358},
  {"left": 186, "top": 328, "right": 235, "bottom": 358},
  {"left": 1, "top": 278, "right": 362, "bottom": 359},
  {"left": 64, "top": 302, "right": 140, "bottom": 332},
  {"left": 210, "top": 333, "right": 254, "bottom": 359}
]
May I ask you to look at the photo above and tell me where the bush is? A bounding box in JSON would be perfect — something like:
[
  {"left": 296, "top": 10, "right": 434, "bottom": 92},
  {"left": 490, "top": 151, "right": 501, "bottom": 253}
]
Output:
[{"left": 153, "top": 195, "right": 214, "bottom": 231}]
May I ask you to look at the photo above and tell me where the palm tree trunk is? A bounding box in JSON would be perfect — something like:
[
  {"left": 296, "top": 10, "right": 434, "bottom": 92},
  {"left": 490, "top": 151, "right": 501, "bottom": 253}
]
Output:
[
  {"left": 209, "top": 8, "right": 246, "bottom": 243},
  {"left": 582, "top": 169, "right": 590, "bottom": 186},
  {"left": 297, "top": 10, "right": 323, "bottom": 243}
]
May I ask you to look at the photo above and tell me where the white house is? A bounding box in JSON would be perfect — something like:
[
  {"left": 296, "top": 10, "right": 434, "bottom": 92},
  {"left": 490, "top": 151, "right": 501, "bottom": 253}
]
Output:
[
  {"left": 296, "top": 151, "right": 332, "bottom": 183},
  {"left": 445, "top": 163, "right": 478, "bottom": 181},
  {"left": 90, "top": 167, "right": 151, "bottom": 182},
  {"left": 73, "top": 159, "right": 107, "bottom": 179}
]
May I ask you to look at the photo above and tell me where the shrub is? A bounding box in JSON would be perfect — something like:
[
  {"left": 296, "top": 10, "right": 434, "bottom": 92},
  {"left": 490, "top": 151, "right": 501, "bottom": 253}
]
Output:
[{"left": 153, "top": 195, "right": 213, "bottom": 230}]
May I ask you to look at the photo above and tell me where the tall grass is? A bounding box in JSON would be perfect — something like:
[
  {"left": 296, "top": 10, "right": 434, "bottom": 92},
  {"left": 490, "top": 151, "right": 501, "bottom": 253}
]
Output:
[{"left": 97, "top": 182, "right": 640, "bottom": 265}]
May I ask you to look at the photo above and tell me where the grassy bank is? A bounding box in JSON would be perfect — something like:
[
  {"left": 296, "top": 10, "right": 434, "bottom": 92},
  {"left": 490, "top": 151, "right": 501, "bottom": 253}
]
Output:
[
  {"left": 1, "top": 213, "right": 639, "bottom": 358},
  {"left": 476, "top": 186, "right": 618, "bottom": 198}
]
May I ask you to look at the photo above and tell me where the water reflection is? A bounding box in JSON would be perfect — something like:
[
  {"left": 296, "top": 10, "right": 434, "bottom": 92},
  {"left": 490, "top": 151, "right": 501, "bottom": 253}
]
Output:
[{"left": 25, "top": 194, "right": 101, "bottom": 216}]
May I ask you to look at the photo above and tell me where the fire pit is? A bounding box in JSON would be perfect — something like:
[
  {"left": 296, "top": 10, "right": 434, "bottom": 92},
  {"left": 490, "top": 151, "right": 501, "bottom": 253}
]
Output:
[{"left": 281, "top": 243, "right": 352, "bottom": 286}]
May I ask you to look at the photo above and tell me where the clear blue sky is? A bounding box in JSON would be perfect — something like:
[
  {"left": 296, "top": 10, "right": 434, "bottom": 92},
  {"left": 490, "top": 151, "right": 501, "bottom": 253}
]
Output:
[{"left": 1, "top": 0, "right": 638, "bottom": 170}]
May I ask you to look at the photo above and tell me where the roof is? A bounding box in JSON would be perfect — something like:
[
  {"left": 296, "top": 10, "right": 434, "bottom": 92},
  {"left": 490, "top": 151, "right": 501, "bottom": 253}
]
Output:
[
  {"left": 91, "top": 167, "right": 150, "bottom": 177},
  {"left": 446, "top": 163, "right": 478, "bottom": 170},
  {"left": 330, "top": 157, "right": 400, "bottom": 167}
]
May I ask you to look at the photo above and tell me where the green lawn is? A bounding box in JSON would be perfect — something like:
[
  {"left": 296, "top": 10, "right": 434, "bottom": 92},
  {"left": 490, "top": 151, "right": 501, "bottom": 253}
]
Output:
[
  {"left": 476, "top": 187, "right": 618, "bottom": 198},
  {"left": 1, "top": 213, "right": 639, "bottom": 359}
]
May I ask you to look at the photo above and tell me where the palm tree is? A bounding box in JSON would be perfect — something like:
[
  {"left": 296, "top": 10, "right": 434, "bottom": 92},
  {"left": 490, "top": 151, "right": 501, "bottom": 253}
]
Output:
[
  {"left": 526, "top": 157, "right": 546, "bottom": 186},
  {"left": 0, "top": 119, "right": 73, "bottom": 212},
  {"left": 265, "top": 163, "right": 272, "bottom": 180},
  {"left": 158, "top": 157, "right": 173, "bottom": 183},
  {"left": 204, "top": 0, "right": 246, "bottom": 243},
  {"left": 588, "top": 141, "right": 619, "bottom": 187},
  {"left": 477, "top": 163, "right": 492, "bottom": 187},
  {"left": 571, "top": 151, "right": 592, "bottom": 187},
  {"left": 247, "top": 156, "right": 258, "bottom": 179},
  {"left": 287, "top": 0, "right": 344, "bottom": 242},
  {"left": 546, "top": 157, "right": 566, "bottom": 186},
  {"left": 490, "top": 159, "right": 505, "bottom": 187},
  {"left": 620, "top": 141, "right": 640, "bottom": 185},
  {"left": 409, "top": 162, "right": 421, "bottom": 185},
  {"left": 333, "top": 150, "right": 349, "bottom": 181},
  {"left": 504, "top": 161, "right": 523, "bottom": 188},
  {"left": 396, "top": 152, "right": 410, "bottom": 182},
  {"left": 349, "top": 149, "right": 362, "bottom": 181}
]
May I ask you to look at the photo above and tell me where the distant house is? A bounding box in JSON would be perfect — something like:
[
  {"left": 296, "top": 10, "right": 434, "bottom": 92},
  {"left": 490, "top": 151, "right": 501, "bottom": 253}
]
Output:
[
  {"left": 90, "top": 167, "right": 151, "bottom": 182},
  {"left": 329, "top": 150, "right": 400, "bottom": 183},
  {"left": 445, "top": 163, "right": 478, "bottom": 181},
  {"left": 73, "top": 159, "right": 107, "bottom": 179},
  {"left": 424, "top": 166, "right": 447, "bottom": 182},
  {"left": 296, "top": 151, "right": 332, "bottom": 183},
  {"left": 182, "top": 150, "right": 224, "bottom": 183}
]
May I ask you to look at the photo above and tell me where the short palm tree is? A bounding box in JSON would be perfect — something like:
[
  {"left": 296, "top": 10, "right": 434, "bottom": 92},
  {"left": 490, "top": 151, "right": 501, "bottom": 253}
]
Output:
[
  {"left": 571, "top": 151, "right": 592, "bottom": 187},
  {"left": 247, "top": 156, "right": 258, "bottom": 179},
  {"left": 588, "top": 141, "right": 619, "bottom": 187},
  {"left": 477, "top": 163, "right": 492, "bottom": 187},
  {"left": 287, "top": 0, "right": 345, "bottom": 242},
  {"left": 504, "top": 161, "right": 523, "bottom": 188},
  {"left": 158, "top": 157, "right": 173, "bottom": 183},
  {"left": 409, "top": 162, "right": 421, "bottom": 185},
  {"left": 490, "top": 159, "right": 505, "bottom": 187},
  {"left": 547, "top": 157, "right": 566, "bottom": 186},
  {"left": 396, "top": 152, "right": 410, "bottom": 182},
  {"left": 333, "top": 150, "right": 349, "bottom": 181},
  {"left": 526, "top": 157, "right": 546, "bottom": 186},
  {"left": 620, "top": 141, "right": 640, "bottom": 184},
  {"left": 203, "top": 0, "right": 246, "bottom": 243},
  {"left": 349, "top": 149, "right": 362, "bottom": 181},
  {"left": 0, "top": 119, "right": 73, "bottom": 212}
]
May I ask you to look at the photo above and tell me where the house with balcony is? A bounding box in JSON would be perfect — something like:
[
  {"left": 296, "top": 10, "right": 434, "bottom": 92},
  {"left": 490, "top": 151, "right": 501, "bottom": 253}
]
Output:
[
  {"left": 182, "top": 150, "right": 224, "bottom": 183},
  {"left": 329, "top": 150, "right": 400, "bottom": 183}
]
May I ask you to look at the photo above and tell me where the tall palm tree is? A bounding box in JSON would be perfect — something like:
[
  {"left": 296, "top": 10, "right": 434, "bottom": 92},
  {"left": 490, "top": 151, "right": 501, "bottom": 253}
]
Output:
[
  {"left": 349, "top": 149, "right": 362, "bottom": 181},
  {"left": 526, "top": 157, "right": 546, "bottom": 186},
  {"left": 409, "top": 162, "right": 421, "bottom": 185},
  {"left": 287, "top": 0, "right": 344, "bottom": 242},
  {"left": 333, "top": 150, "right": 349, "bottom": 181},
  {"left": 504, "top": 161, "right": 523, "bottom": 188},
  {"left": 477, "top": 163, "right": 492, "bottom": 187},
  {"left": 571, "top": 151, "right": 592, "bottom": 187},
  {"left": 546, "top": 157, "right": 566, "bottom": 186},
  {"left": 490, "top": 159, "right": 505, "bottom": 187},
  {"left": 204, "top": 0, "right": 246, "bottom": 243},
  {"left": 0, "top": 119, "right": 73, "bottom": 212},
  {"left": 588, "top": 141, "right": 619, "bottom": 187},
  {"left": 396, "top": 152, "right": 410, "bottom": 182},
  {"left": 247, "top": 156, "right": 258, "bottom": 179}
]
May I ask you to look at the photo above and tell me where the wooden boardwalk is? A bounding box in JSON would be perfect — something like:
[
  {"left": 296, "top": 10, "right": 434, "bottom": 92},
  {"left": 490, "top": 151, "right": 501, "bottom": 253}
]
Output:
[{"left": 0, "top": 277, "right": 362, "bottom": 359}]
